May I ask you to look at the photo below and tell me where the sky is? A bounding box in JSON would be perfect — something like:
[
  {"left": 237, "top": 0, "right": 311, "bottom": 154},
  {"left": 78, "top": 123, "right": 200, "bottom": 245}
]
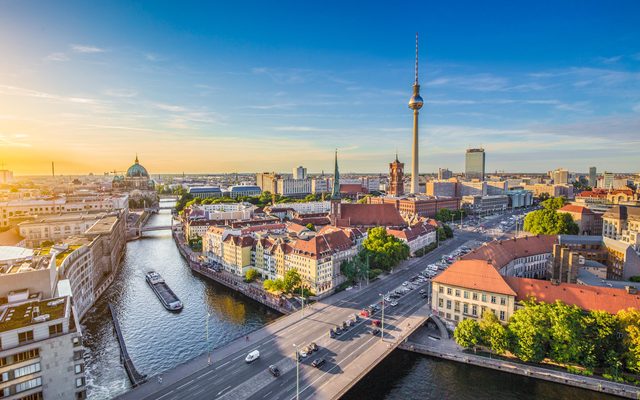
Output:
[{"left": 1, "top": 1, "right": 639, "bottom": 175}]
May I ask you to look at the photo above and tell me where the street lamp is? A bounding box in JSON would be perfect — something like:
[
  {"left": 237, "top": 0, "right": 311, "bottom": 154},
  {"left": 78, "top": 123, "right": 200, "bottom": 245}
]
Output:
[
  {"left": 292, "top": 343, "right": 300, "bottom": 400},
  {"left": 379, "top": 293, "right": 385, "bottom": 342},
  {"left": 300, "top": 285, "right": 304, "bottom": 318}
]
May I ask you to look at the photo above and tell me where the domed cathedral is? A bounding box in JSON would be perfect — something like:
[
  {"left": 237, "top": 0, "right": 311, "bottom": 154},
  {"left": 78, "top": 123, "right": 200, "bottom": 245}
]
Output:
[{"left": 112, "top": 155, "right": 159, "bottom": 209}]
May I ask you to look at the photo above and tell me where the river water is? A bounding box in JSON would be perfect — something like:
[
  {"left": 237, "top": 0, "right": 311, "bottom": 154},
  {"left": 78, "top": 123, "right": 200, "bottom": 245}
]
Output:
[{"left": 83, "top": 201, "right": 621, "bottom": 400}]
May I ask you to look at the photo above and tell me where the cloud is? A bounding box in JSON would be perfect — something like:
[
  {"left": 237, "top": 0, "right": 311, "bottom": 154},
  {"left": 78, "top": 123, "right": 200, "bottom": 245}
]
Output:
[
  {"left": 247, "top": 103, "right": 296, "bottom": 110},
  {"left": 45, "top": 52, "right": 69, "bottom": 62},
  {"left": 144, "top": 53, "right": 160, "bottom": 61},
  {"left": 104, "top": 88, "right": 138, "bottom": 98},
  {"left": 71, "top": 44, "right": 105, "bottom": 53},
  {"left": 0, "top": 84, "right": 98, "bottom": 105},
  {"left": 272, "top": 126, "right": 334, "bottom": 132},
  {"left": 598, "top": 55, "right": 622, "bottom": 64},
  {"left": 153, "top": 103, "right": 186, "bottom": 112},
  {"left": 0, "top": 133, "right": 31, "bottom": 148}
]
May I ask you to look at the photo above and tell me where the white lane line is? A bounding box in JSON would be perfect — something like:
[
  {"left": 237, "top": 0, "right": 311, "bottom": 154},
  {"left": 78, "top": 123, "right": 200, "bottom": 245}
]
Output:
[
  {"left": 263, "top": 390, "right": 273, "bottom": 398},
  {"left": 176, "top": 379, "right": 195, "bottom": 390},
  {"left": 191, "top": 387, "right": 206, "bottom": 397},
  {"left": 232, "top": 354, "right": 244, "bottom": 361},
  {"left": 217, "top": 385, "right": 232, "bottom": 396},
  {"left": 154, "top": 390, "right": 175, "bottom": 400},
  {"left": 201, "top": 369, "right": 216, "bottom": 377},
  {"left": 215, "top": 361, "right": 231, "bottom": 370}
]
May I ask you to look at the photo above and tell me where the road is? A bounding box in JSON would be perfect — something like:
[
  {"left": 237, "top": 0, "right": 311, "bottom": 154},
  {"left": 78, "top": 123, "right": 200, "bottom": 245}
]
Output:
[{"left": 119, "top": 231, "right": 481, "bottom": 400}]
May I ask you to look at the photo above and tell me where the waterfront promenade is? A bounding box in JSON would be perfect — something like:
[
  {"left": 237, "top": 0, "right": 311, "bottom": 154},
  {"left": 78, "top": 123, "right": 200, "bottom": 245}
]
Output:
[{"left": 400, "top": 325, "right": 640, "bottom": 399}]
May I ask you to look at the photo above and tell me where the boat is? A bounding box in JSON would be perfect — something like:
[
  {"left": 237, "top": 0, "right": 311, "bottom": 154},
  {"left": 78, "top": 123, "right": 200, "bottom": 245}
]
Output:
[{"left": 145, "top": 271, "right": 183, "bottom": 311}]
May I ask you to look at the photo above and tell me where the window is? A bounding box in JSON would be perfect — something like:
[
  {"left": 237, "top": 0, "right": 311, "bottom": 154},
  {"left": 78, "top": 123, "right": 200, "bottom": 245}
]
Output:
[
  {"left": 14, "top": 362, "right": 41, "bottom": 378},
  {"left": 454, "top": 301, "right": 460, "bottom": 312},
  {"left": 438, "top": 298, "right": 443, "bottom": 308},
  {"left": 490, "top": 296, "right": 497, "bottom": 304},
  {"left": 49, "top": 323, "right": 63, "bottom": 336},
  {"left": 481, "top": 294, "right": 487, "bottom": 302},
  {"left": 75, "top": 377, "right": 85, "bottom": 388},
  {"left": 472, "top": 305, "right": 477, "bottom": 316},
  {"left": 446, "top": 300, "right": 452, "bottom": 310},
  {"left": 463, "top": 291, "right": 469, "bottom": 299},
  {"left": 500, "top": 297, "right": 506, "bottom": 306},
  {"left": 500, "top": 311, "right": 506, "bottom": 321},
  {"left": 472, "top": 292, "right": 478, "bottom": 300},
  {"left": 454, "top": 289, "right": 460, "bottom": 297},
  {"left": 439, "top": 286, "right": 444, "bottom": 293},
  {"left": 463, "top": 303, "right": 469, "bottom": 314},
  {"left": 14, "top": 377, "right": 42, "bottom": 394},
  {"left": 18, "top": 331, "right": 34, "bottom": 344},
  {"left": 447, "top": 288, "right": 452, "bottom": 295},
  {"left": 74, "top": 364, "right": 84, "bottom": 374}
]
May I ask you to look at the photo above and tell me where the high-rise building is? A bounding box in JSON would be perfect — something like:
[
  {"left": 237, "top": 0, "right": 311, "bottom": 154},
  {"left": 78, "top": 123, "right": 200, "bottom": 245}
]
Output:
[
  {"left": 0, "top": 170, "right": 13, "bottom": 184},
  {"left": 588, "top": 167, "right": 597, "bottom": 188},
  {"left": 602, "top": 171, "right": 615, "bottom": 190},
  {"left": 388, "top": 154, "right": 404, "bottom": 197},
  {"left": 408, "top": 33, "right": 423, "bottom": 194},
  {"left": 552, "top": 168, "right": 569, "bottom": 185},
  {"left": 437, "top": 168, "right": 453, "bottom": 180},
  {"left": 292, "top": 166, "right": 307, "bottom": 180},
  {"left": 465, "top": 148, "right": 485, "bottom": 180}
]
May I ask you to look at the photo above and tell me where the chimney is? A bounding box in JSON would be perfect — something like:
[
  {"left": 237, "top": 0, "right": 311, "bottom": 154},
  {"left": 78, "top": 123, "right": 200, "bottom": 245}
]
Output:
[{"left": 625, "top": 286, "right": 638, "bottom": 295}]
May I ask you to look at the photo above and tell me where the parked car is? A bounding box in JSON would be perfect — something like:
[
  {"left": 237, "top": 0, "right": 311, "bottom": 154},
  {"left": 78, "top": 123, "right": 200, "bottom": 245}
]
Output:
[
  {"left": 268, "top": 365, "right": 281, "bottom": 377},
  {"left": 390, "top": 301, "right": 398, "bottom": 307},
  {"left": 329, "top": 329, "right": 336, "bottom": 338},
  {"left": 245, "top": 350, "right": 260, "bottom": 363},
  {"left": 312, "top": 358, "right": 326, "bottom": 368},
  {"left": 299, "top": 348, "right": 309, "bottom": 358},
  {"left": 371, "top": 328, "right": 381, "bottom": 336},
  {"left": 310, "top": 342, "right": 318, "bottom": 352},
  {"left": 360, "top": 309, "right": 370, "bottom": 317},
  {"left": 371, "top": 319, "right": 381, "bottom": 327}
]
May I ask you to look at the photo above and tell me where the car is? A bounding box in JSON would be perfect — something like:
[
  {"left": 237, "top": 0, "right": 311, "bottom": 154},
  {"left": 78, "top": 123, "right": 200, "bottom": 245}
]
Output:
[
  {"left": 419, "top": 289, "right": 426, "bottom": 294},
  {"left": 421, "top": 293, "right": 429, "bottom": 299},
  {"left": 299, "top": 348, "right": 309, "bottom": 358},
  {"left": 390, "top": 301, "right": 398, "bottom": 307},
  {"left": 345, "top": 286, "right": 353, "bottom": 291},
  {"left": 342, "top": 321, "right": 349, "bottom": 331},
  {"left": 371, "top": 328, "right": 381, "bottom": 336},
  {"left": 360, "top": 309, "right": 370, "bottom": 317},
  {"left": 245, "top": 350, "right": 260, "bottom": 363},
  {"left": 310, "top": 342, "right": 318, "bottom": 352},
  {"left": 335, "top": 326, "right": 342, "bottom": 335},
  {"left": 354, "top": 313, "right": 360, "bottom": 321},
  {"left": 329, "top": 329, "right": 336, "bottom": 338},
  {"left": 268, "top": 365, "right": 281, "bottom": 377},
  {"left": 312, "top": 358, "right": 326, "bottom": 368},
  {"left": 402, "top": 282, "right": 409, "bottom": 286},
  {"left": 371, "top": 319, "right": 381, "bottom": 327},
  {"left": 348, "top": 319, "right": 355, "bottom": 327}
]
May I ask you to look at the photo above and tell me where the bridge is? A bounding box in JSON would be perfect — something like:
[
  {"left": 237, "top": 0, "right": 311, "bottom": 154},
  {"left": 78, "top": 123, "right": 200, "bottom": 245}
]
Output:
[
  {"left": 140, "top": 225, "right": 173, "bottom": 232},
  {"left": 109, "top": 304, "right": 147, "bottom": 387},
  {"left": 116, "top": 233, "right": 475, "bottom": 400}
]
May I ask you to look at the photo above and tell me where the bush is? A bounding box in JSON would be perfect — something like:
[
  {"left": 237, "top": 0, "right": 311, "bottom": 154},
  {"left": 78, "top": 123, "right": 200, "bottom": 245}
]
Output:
[
  {"left": 245, "top": 268, "right": 259, "bottom": 283},
  {"left": 369, "top": 268, "right": 383, "bottom": 280},
  {"left": 629, "top": 276, "right": 640, "bottom": 283}
]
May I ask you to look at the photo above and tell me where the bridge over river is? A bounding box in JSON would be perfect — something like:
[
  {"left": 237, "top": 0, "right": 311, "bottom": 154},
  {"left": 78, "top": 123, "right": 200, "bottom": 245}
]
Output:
[{"left": 116, "top": 235, "right": 473, "bottom": 400}]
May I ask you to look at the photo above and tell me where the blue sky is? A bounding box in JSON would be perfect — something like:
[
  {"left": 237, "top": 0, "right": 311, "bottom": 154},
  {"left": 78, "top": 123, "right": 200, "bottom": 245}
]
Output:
[{"left": 1, "top": 0, "right": 639, "bottom": 174}]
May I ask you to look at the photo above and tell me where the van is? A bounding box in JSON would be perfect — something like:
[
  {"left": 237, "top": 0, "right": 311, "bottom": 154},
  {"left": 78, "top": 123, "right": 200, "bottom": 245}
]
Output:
[{"left": 245, "top": 350, "right": 260, "bottom": 363}]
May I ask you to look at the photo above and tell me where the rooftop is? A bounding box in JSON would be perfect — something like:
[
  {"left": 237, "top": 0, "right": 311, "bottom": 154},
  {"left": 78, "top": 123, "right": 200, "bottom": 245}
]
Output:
[
  {"left": 461, "top": 235, "right": 557, "bottom": 270},
  {"left": 85, "top": 215, "right": 119, "bottom": 235},
  {"left": 0, "top": 246, "right": 34, "bottom": 263},
  {"left": 433, "top": 259, "right": 517, "bottom": 296},
  {"left": 0, "top": 296, "right": 69, "bottom": 333}
]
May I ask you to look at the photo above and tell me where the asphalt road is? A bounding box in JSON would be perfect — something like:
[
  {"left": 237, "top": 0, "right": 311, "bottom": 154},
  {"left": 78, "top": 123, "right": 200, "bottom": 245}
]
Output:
[{"left": 135, "top": 232, "right": 481, "bottom": 400}]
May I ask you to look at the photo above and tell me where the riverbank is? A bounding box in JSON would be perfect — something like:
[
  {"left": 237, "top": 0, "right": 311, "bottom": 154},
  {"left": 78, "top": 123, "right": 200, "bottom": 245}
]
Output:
[
  {"left": 172, "top": 230, "right": 295, "bottom": 314},
  {"left": 400, "top": 339, "right": 640, "bottom": 399}
]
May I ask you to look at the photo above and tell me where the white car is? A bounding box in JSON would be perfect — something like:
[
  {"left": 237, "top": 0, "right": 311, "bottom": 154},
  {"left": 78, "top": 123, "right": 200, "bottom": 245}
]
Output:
[
  {"left": 390, "top": 301, "right": 399, "bottom": 307},
  {"left": 245, "top": 350, "right": 260, "bottom": 363}
]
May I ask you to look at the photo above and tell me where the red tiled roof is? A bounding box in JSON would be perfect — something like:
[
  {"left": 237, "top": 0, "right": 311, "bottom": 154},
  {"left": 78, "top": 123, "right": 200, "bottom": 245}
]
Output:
[
  {"left": 504, "top": 277, "right": 640, "bottom": 314},
  {"left": 340, "top": 183, "right": 367, "bottom": 194},
  {"left": 292, "top": 229, "right": 353, "bottom": 259},
  {"left": 461, "top": 235, "right": 557, "bottom": 270},
  {"left": 560, "top": 204, "right": 594, "bottom": 215},
  {"left": 239, "top": 223, "right": 286, "bottom": 235},
  {"left": 291, "top": 216, "right": 331, "bottom": 226},
  {"left": 223, "top": 235, "right": 254, "bottom": 247},
  {"left": 433, "top": 260, "right": 517, "bottom": 296},
  {"left": 388, "top": 222, "right": 435, "bottom": 242},
  {"left": 286, "top": 222, "right": 309, "bottom": 235},
  {"left": 336, "top": 204, "right": 406, "bottom": 228}
]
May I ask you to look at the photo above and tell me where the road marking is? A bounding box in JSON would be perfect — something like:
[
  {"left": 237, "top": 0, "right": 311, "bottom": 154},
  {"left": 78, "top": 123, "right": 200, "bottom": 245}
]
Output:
[
  {"left": 154, "top": 390, "right": 175, "bottom": 400},
  {"left": 215, "top": 361, "right": 231, "bottom": 370},
  {"left": 192, "top": 388, "right": 206, "bottom": 397},
  {"left": 176, "top": 379, "right": 194, "bottom": 390},
  {"left": 232, "top": 354, "right": 244, "bottom": 361},
  {"left": 263, "top": 390, "right": 273, "bottom": 398},
  {"left": 217, "top": 385, "right": 232, "bottom": 396}
]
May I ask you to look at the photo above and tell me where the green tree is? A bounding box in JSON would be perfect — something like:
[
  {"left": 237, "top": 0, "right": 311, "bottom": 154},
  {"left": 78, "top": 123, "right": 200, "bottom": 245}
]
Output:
[
  {"left": 358, "top": 195, "right": 372, "bottom": 204},
  {"left": 245, "top": 268, "right": 259, "bottom": 283},
  {"left": 436, "top": 227, "right": 447, "bottom": 241},
  {"left": 442, "top": 224, "right": 453, "bottom": 238},
  {"left": 283, "top": 269, "right": 302, "bottom": 293},
  {"left": 507, "top": 300, "right": 551, "bottom": 362},
  {"left": 454, "top": 319, "right": 482, "bottom": 350},
  {"left": 541, "top": 196, "right": 567, "bottom": 210},
  {"left": 548, "top": 301, "right": 584, "bottom": 365},
  {"left": 580, "top": 310, "right": 621, "bottom": 370},
  {"left": 479, "top": 311, "right": 509, "bottom": 355},
  {"left": 617, "top": 308, "right": 640, "bottom": 374},
  {"left": 305, "top": 223, "right": 316, "bottom": 231},
  {"left": 264, "top": 278, "right": 285, "bottom": 292},
  {"left": 362, "top": 227, "right": 409, "bottom": 271},
  {"left": 523, "top": 208, "right": 579, "bottom": 235},
  {"left": 434, "top": 208, "right": 453, "bottom": 222},
  {"left": 538, "top": 192, "right": 550, "bottom": 201}
]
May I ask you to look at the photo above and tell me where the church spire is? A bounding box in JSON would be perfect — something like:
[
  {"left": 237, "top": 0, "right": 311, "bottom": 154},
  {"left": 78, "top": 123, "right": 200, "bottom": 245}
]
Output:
[
  {"left": 135, "top": 153, "right": 139, "bottom": 164},
  {"left": 331, "top": 149, "right": 340, "bottom": 200}
]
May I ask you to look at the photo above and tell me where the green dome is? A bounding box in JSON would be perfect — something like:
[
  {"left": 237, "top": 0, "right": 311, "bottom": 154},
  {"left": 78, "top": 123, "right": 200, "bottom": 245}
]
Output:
[{"left": 126, "top": 156, "right": 149, "bottom": 178}]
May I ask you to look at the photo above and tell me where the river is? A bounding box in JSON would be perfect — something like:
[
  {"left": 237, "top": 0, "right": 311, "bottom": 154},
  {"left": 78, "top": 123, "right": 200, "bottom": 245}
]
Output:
[{"left": 83, "top": 201, "right": 621, "bottom": 400}]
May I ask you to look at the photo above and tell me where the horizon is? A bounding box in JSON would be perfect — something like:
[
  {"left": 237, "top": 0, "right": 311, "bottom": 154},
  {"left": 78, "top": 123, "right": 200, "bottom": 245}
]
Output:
[{"left": 2, "top": 1, "right": 640, "bottom": 175}]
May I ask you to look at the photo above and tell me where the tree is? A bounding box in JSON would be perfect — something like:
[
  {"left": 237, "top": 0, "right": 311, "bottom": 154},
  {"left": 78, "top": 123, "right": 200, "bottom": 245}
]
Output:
[
  {"left": 434, "top": 208, "right": 453, "bottom": 222},
  {"left": 454, "top": 319, "right": 482, "bottom": 350},
  {"left": 581, "top": 310, "right": 622, "bottom": 370},
  {"left": 305, "top": 223, "right": 316, "bottom": 231},
  {"left": 358, "top": 195, "right": 372, "bottom": 204},
  {"left": 283, "top": 269, "right": 302, "bottom": 293},
  {"left": 547, "top": 301, "right": 584, "bottom": 365},
  {"left": 523, "top": 208, "right": 579, "bottom": 235},
  {"left": 245, "top": 268, "right": 259, "bottom": 283},
  {"left": 507, "top": 300, "right": 551, "bottom": 362},
  {"left": 479, "top": 311, "right": 508, "bottom": 355},
  {"left": 362, "top": 227, "right": 409, "bottom": 271},
  {"left": 436, "top": 227, "right": 447, "bottom": 241},
  {"left": 442, "top": 224, "right": 453, "bottom": 238},
  {"left": 617, "top": 308, "right": 640, "bottom": 374},
  {"left": 264, "top": 278, "right": 285, "bottom": 293},
  {"left": 538, "top": 192, "right": 550, "bottom": 202},
  {"left": 541, "top": 197, "right": 567, "bottom": 210}
]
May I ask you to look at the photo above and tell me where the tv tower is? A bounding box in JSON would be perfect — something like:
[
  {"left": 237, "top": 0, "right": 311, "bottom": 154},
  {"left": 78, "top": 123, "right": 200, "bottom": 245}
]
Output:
[{"left": 408, "top": 33, "right": 424, "bottom": 194}]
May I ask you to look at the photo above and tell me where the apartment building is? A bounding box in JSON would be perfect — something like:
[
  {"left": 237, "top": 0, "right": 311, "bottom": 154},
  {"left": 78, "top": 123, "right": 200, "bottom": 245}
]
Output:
[
  {"left": 603, "top": 205, "right": 640, "bottom": 250},
  {"left": 0, "top": 293, "right": 86, "bottom": 399}
]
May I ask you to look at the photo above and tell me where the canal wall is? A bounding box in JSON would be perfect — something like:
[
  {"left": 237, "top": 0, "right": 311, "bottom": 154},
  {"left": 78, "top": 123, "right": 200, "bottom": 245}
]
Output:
[
  {"left": 109, "top": 303, "right": 147, "bottom": 387},
  {"left": 399, "top": 341, "right": 640, "bottom": 399},
  {"left": 172, "top": 231, "right": 293, "bottom": 315}
]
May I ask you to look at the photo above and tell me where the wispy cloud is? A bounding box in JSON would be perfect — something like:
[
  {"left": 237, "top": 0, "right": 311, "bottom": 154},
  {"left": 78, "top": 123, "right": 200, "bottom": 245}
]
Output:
[
  {"left": 272, "top": 126, "right": 334, "bottom": 132},
  {"left": 0, "top": 84, "right": 98, "bottom": 105},
  {"left": 71, "top": 44, "right": 105, "bottom": 53},
  {"left": 247, "top": 103, "right": 296, "bottom": 110},
  {"left": 104, "top": 88, "right": 138, "bottom": 98},
  {"left": 153, "top": 103, "right": 186, "bottom": 112},
  {"left": 0, "top": 133, "right": 31, "bottom": 148},
  {"left": 44, "top": 52, "right": 69, "bottom": 62},
  {"left": 598, "top": 55, "right": 622, "bottom": 64}
]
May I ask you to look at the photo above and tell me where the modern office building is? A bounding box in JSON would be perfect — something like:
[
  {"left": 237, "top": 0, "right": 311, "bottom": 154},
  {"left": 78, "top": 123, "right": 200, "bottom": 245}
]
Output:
[
  {"left": 187, "top": 186, "right": 222, "bottom": 199},
  {"left": 551, "top": 168, "right": 569, "bottom": 185},
  {"left": 465, "top": 148, "right": 485, "bottom": 181},
  {"left": 227, "top": 185, "right": 261, "bottom": 199},
  {"left": 601, "top": 171, "right": 615, "bottom": 189},
  {"left": 292, "top": 166, "right": 307, "bottom": 180},
  {"left": 589, "top": 167, "right": 597, "bottom": 188},
  {"left": 437, "top": 168, "right": 453, "bottom": 180}
]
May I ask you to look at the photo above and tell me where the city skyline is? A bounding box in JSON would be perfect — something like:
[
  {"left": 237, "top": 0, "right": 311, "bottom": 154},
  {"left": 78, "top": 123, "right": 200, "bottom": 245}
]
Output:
[{"left": 1, "top": 1, "right": 640, "bottom": 175}]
